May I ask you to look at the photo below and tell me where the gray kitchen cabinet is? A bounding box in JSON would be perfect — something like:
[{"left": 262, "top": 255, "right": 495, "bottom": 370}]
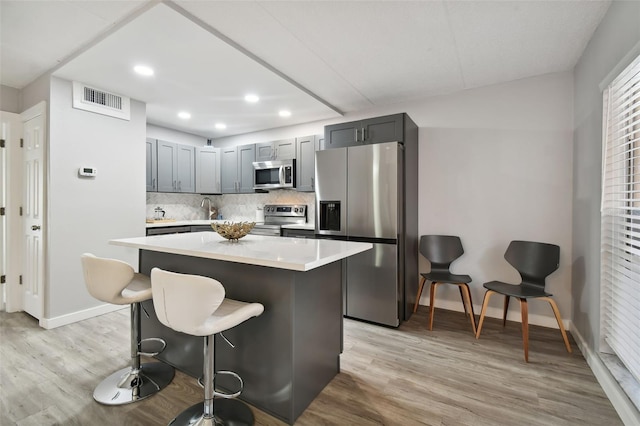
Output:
[
  {"left": 255, "top": 138, "right": 296, "bottom": 161},
  {"left": 146, "top": 138, "right": 157, "bottom": 192},
  {"left": 221, "top": 143, "right": 256, "bottom": 193},
  {"left": 146, "top": 226, "right": 191, "bottom": 236},
  {"left": 195, "top": 147, "right": 221, "bottom": 194},
  {"left": 156, "top": 140, "right": 195, "bottom": 193},
  {"left": 324, "top": 113, "right": 405, "bottom": 148},
  {"left": 296, "top": 134, "right": 321, "bottom": 192},
  {"left": 156, "top": 140, "right": 177, "bottom": 192},
  {"left": 176, "top": 144, "right": 195, "bottom": 193},
  {"left": 282, "top": 228, "right": 315, "bottom": 238}
]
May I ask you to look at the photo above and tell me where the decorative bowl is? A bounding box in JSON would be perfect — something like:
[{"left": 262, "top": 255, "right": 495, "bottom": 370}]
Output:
[{"left": 211, "top": 221, "right": 255, "bottom": 242}]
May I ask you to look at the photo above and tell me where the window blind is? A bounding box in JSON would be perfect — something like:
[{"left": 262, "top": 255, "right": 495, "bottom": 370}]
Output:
[{"left": 601, "top": 53, "right": 640, "bottom": 384}]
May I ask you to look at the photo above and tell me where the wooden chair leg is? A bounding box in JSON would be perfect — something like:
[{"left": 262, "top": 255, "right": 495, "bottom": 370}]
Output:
[
  {"left": 518, "top": 298, "right": 529, "bottom": 362},
  {"left": 413, "top": 277, "right": 426, "bottom": 313},
  {"left": 458, "top": 286, "right": 468, "bottom": 315},
  {"left": 503, "top": 295, "right": 510, "bottom": 327},
  {"left": 476, "top": 290, "right": 495, "bottom": 339},
  {"left": 540, "top": 296, "right": 572, "bottom": 353},
  {"left": 458, "top": 283, "right": 477, "bottom": 335},
  {"left": 429, "top": 282, "right": 439, "bottom": 331}
]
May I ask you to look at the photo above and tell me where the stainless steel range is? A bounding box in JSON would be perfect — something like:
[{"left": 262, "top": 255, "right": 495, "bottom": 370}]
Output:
[{"left": 250, "top": 204, "right": 307, "bottom": 236}]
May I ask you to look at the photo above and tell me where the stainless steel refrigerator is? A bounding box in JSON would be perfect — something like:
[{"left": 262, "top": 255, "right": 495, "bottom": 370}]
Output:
[{"left": 315, "top": 141, "right": 405, "bottom": 327}]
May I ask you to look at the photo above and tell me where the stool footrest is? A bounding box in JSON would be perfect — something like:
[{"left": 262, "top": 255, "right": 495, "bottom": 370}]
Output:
[
  {"left": 197, "top": 370, "right": 244, "bottom": 399},
  {"left": 137, "top": 337, "right": 167, "bottom": 357}
]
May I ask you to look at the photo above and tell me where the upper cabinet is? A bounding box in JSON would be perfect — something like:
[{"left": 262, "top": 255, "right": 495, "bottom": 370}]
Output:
[
  {"left": 221, "top": 143, "right": 256, "bottom": 193},
  {"left": 196, "top": 147, "right": 221, "bottom": 194},
  {"left": 153, "top": 140, "right": 195, "bottom": 193},
  {"left": 324, "top": 113, "right": 405, "bottom": 149},
  {"left": 255, "top": 138, "right": 296, "bottom": 161},
  {"left": 146, "top": 138, "right": 157, "bottom": 192},
  {"left": 296, "top": 134, "right": 322, "bottom": 192}
]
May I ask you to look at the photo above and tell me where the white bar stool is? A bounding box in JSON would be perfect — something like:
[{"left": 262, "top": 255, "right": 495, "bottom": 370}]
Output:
[
  {"left": 150, "top": 267, "right": 264, "bottom": 426},
  {"left": 80, "top": 253, "right": 175, "bottom": 405}
]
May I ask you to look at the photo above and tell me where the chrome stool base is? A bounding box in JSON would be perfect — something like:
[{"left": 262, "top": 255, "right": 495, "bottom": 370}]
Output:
[
  {"left": 93, "top": 361, "right": 174, "bottom": 405},
  {"left": 168, "top": 399, "right": 254, "bottom": 426}
]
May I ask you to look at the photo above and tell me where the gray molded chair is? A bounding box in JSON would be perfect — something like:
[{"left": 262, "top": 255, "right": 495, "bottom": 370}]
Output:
[
  {"left": 475, "top": 240, "right": 572, "bottom": 362},
  {"left": 414, "top": 235, "right": 476, "bottom": 334},
  {"left": 80, "top": 253, "right": 175, "bottom": 405},
  {"left": 151, "top": 267, "right": 264, "bottom": 426}
]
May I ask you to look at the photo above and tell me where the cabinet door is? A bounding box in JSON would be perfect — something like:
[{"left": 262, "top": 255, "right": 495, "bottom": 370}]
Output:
[
  {"left": 145, "top": 138, "right": 157, "bottom": 192},
  {"left": 296, "top": 135, "right": 318, "bottom": 192},
  {"left": 157, "top": 140, "right": 177, "bottom": 192},
  {"left": 274, "top": 138, "right": 296, "bottom": 160},
  {"left": 176, "top": 144, "right": 196, "bottom": 193},
  {"left": 255, "top": 142, "right": 274, "bottom": 162},
  {"left": 221, "top": 146, "right": 238, "bottom": 193},
  {"left": 324, "top": 121, "right": 359, "bottom": 148},
  {"left": 237, "top": 143, "right": 256, "bottom": 193},
  {"left": 196, "top": 147, "right": 221, "bottom": 194},
  {"left": 362, "top": 113, "right": 404, "bottom": 144}
]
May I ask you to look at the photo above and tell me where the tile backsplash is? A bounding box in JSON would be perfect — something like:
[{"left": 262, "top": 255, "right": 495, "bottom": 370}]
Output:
[{"left": 147, "top": 190, "right": 316, "bottom": 224}]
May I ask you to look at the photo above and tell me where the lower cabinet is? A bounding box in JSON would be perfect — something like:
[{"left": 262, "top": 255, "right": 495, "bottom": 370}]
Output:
[
  {"left": 282, "top": 228, "right": 315, "bottom": 238},
  {"left": 146, "top": 226, "right": 191, "bottom": 236}
]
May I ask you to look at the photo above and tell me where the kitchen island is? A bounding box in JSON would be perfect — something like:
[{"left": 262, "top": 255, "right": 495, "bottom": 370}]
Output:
[{"left": 109, "top": 232, "right": 371, "bottom": 424}]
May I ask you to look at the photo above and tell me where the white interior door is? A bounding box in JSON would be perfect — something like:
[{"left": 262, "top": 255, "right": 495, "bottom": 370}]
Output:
[
  {"left": 22, "top": 107, "right": 45, "bottom": 320},
  {"left": 0, "top": 118, "right": 6, "bottom": 311},
  {"left": 0, "top": 111, "right": 23, "bottom": 313}
]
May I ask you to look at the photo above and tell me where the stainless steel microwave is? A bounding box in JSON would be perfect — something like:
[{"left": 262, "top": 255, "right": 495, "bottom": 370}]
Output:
[{"left": 253, "top": 160, "right": 295, "bottom": 190}]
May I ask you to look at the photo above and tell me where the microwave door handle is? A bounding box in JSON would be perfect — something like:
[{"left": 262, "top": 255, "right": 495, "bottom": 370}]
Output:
[{"left": 279, "top": 165, "right": 285, "bottom": 185}]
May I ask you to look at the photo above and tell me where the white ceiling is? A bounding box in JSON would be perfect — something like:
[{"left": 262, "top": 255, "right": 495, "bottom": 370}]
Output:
[{"left": 0, "top": 0, "right": 611, "bottom": 138}]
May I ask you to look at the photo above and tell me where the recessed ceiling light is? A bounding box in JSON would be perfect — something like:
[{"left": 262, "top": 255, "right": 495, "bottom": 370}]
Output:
[
  {"left": 244, "top": 94, "right": 259, "bottom": 103},
  {"left": 133, "top": 65, "right": 154, "bottom": 76},
  {"left": 215, "top": 123, "right": 226, "bottom": 130},
  {"left": 279, "top": 110, "right": 291, "bottom": 118},
  {"left": 178, "top": 111, "right": 191, "bottom": 119}
]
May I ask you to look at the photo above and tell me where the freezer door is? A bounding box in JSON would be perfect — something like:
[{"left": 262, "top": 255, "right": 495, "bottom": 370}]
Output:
[
  {"left": 315, "top": 148, "right": 347, "bottom": 236},
  {"left": 346, "top": 242, "right": 399, "bottom": 327},
  {"left": 347, "top": 142, "right": 399, "bottom": 239}
]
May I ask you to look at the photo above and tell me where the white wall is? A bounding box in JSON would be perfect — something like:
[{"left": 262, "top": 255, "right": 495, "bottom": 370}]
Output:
[
  {"left": 0, "top": 85, "right": 20, "bottom": 113},
  {"left": 216, "top": 72, "right": 575, "bottom": 328},
  {"left": 47, "top": 77, "right": 146, "bottom": 319},
  {"left": 147, "top": 123, "right": 208, "bottom": 147},
  {"left": 572, "top": 0, "right": 640, "bottom": 353}
]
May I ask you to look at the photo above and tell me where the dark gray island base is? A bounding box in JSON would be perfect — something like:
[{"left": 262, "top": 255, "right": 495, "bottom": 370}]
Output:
[{"left": 139, "top": 250, "right": 343, "bottom": 425}]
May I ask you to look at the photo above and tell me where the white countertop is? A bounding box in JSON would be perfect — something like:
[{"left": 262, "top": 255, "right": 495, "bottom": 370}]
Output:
[{"left": 110, "top": 232, "right": 370, "bottom": 272}]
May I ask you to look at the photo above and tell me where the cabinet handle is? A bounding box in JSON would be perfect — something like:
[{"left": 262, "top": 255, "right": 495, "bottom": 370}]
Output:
[
  {"left": 152, "top": 178, "right": 156, "bottom": 190},
  {"left": 354, "top": 128, "right": 359, "bottom": 142},
  {"left": 361, "top": 127, "right": 366, "bottom": 141},
  {"left": 311, "top": 177, "right": 314, "bottom": 189},
  {"left": 173, "top": 180, "right": 176, "bottom": 190},
  {"left": 178, "top": 180, "right": 182, "bottom": 191}
]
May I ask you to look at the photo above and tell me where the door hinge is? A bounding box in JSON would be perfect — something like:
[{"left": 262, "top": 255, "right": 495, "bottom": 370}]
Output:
[
  {"left": 0, "top": 275, "right": 5, "bottom": 284},
  {"left": 0, "top": 139, "right": 5, "bottom": 148},
  {"left": 20, "top": 138, "right": 24, "bottom": 148},
  {"left": 0, "top": 207, "right": 4, "bottom": 216},
  {"left": 19, "top": 275, "right": 23, "bottom": 285}
]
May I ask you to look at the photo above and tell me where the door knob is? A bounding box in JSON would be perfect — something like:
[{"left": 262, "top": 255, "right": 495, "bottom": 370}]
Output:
[{"left": 31, "top": 225, "right": 41, "bottom": 231}]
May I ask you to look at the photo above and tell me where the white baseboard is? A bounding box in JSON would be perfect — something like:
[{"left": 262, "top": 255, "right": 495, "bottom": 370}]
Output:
[
  {"left": 424, "top": 298, "right": 570, "bottom": 329},
  {"left": 571, "top": 325, "right": 640, "bottom": 425},
  {"left": 39, "top": 304, "right": 126, "bottom": 329}
]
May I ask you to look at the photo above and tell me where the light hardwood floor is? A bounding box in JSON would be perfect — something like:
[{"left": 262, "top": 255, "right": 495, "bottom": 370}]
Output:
[{"left": 1, "top": 307, "right": 621, "bottom": 425}]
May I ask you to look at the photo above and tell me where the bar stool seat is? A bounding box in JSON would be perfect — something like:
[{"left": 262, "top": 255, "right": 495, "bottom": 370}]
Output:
[
  {"left": 81, "top": 253, "right": 175, "bottom": 405},
  {"left": 151, "top": 267, "right": 264, "bottom": 426}
]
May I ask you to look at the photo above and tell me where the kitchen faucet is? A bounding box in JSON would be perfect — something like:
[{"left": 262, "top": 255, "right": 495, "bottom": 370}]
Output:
[{"left": 200, "top": 197, "right": 215, "bottom": 220}]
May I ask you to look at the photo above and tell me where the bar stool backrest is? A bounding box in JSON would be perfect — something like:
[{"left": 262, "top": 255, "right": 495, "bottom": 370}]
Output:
[
  {"left": 81, "top": 253, "right": 135, "bottom": 304},
  {"left": 151, "top": 268, "right": 225, "bottom": 336}
]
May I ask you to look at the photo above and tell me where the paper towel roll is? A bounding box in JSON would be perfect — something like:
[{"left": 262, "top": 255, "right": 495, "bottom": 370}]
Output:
[{"left": 256, "top": 208, "right": 265, "bottom": 223}]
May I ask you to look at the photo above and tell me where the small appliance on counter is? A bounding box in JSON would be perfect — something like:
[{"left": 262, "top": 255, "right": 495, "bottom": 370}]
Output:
[{"left": 250, "top": 204, "right": 306, "bottom": 236}]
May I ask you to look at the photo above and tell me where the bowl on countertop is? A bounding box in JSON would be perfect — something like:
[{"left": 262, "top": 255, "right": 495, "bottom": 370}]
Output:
[{"left": 211, "top": 221, "right": 255, "bottom": 242}]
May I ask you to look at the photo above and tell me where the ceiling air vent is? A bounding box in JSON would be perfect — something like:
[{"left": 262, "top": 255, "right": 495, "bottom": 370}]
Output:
[{"left": 72, "top": 81, "right": 130, "bottom": 120}]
